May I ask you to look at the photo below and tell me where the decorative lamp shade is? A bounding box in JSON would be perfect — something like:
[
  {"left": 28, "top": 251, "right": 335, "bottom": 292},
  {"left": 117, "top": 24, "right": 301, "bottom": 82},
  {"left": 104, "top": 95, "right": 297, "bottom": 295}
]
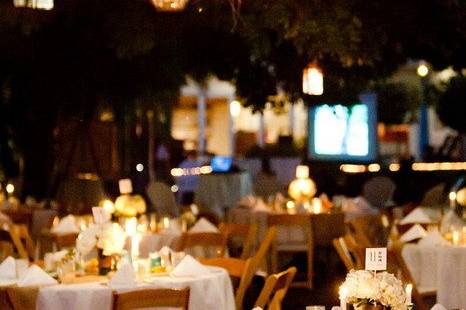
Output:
[
  {"left": 288, "top": 178, "right": 317, "bottom": 202},
  {"left": 302, "top": 64, "right": 323, "bottom": 95},
  {"left": 456, "top": 187, "right": 466, "bottom": 207},
  {"left": 296, "top": 165, "right": 309, "bottom": 179},
  {"left": 115, "top": 194, "right": 147, "bottom": 217},
  {"left": 151, "top": 0, "right": 189, "bottom": 11}
]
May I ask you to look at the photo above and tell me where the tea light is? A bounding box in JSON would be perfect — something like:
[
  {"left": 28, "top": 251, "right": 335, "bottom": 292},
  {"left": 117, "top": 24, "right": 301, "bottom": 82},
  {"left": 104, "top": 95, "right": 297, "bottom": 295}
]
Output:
[{"left": 405, "top": 283, "right": 413, "bottom": 305}]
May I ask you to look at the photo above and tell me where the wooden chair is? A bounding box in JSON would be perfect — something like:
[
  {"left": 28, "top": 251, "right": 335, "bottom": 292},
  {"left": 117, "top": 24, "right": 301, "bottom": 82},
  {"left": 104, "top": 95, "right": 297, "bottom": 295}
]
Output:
[
  {"left": 178, "top": 232, "right": 227, "bottom": 258},
  {"left": 268, "top": 214, "right": 313, "bottom": 288},
  {"left": 7, "top": 286, "right": 40, "bottom": 310},
  {"left": 219, "top": 222, "right": 258, "bottom": 259},
  {"left": 201, "top": 226, "right": 277, "bottom": 310},
  {"left": 112, "top": 287, "right": 190, "bottom": 310},
  {"left": 0, "top": 224, "right": 30, "bottom": 260},
  {"left": 388, "top": 242, "right": 435, "bottom": 310},
  {"left": 254, "top": 266, "right": 297, "bottom": 310},
  {"left": 14, "top": 224, "right": 35, "bottom": 260},
  {"left": 0, "top": 241, "right": 14, "bottom": 261},
  {"left": 332, "top": 234, "right": 365, "bottom": 271}
]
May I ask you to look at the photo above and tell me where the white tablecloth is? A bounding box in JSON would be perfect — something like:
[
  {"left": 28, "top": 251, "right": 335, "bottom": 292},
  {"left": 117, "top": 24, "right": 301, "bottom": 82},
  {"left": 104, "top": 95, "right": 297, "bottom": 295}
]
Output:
[
  {"left": 403, "top": 244, "right": 466, "bottom": 309},
  {"left": 36, "top": 266, "right": 235, "bottom": 310}
]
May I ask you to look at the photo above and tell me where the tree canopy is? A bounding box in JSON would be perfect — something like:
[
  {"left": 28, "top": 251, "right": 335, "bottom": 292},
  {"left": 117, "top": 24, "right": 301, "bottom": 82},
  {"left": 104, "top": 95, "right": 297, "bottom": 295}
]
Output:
[{"left": 1, "top": 0, "right": 466, "bottom": 196}]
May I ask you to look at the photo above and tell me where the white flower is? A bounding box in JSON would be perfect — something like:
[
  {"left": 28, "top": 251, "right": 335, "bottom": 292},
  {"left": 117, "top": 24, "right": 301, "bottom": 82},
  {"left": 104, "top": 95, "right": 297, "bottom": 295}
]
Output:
[
  {"left": 341, "top": 270, "right": 407, "bottom": 310},
  {"left": 76, "top": 222, "right": 126, "bottom": 256}
]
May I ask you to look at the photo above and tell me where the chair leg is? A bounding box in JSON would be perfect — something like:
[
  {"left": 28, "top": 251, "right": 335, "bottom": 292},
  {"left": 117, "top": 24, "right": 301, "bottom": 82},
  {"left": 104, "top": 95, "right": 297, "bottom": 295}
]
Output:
[
  {"left": 307, "top": 248, "right": 313, "bottom": 289},
  {"left": 271, "top": 243, "right": 278, "bottom": 274}
]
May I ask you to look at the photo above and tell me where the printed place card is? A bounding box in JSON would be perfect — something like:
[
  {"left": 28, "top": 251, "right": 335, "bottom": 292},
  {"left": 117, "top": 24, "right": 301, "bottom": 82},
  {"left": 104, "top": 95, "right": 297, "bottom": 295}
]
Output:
[
  {"left": 365, "top": 247, "right": 387, "bottom": 271},
  {"left": 118, "top": 178, "right": 133, "bottom": 194}
]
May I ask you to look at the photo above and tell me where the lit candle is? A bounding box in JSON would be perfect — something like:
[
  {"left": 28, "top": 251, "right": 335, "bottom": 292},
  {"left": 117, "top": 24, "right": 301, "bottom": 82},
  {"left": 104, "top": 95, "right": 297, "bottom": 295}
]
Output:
[
  {"left": 449, "top": 191, "right": 456, "bottom": 208},
  {"left": 163, "top": 217, "right": 170, "bottom": 229},
  {"left": 149, "top": 214, "right": 157, "bottom": 232},
  {"left": 339, "top": 286, "right": 348, "bottom": 310},
  {"left": 125, "top": 217, "right": 137, "bottom": 237},
  {"left": 313, "top": 198, "right": 322, "bottom": 214},
  {"left": 405, "top": 284, "right": 413, "bottom": 305},
  {"left": 131, "top": 234, "right": 141, "bottom": 261},
  {"left": 452, "top": 230, "right": 461, "bottom": 245}
]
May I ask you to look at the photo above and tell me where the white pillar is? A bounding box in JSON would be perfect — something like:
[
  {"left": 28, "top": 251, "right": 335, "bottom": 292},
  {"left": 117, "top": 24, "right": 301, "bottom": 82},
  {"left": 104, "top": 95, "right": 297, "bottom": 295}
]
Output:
[
  {"left": 258, "top": 112, "right": 265, "bottom": 147},
  {"left": 228, "top": 97, "right": 235, "bottom": 156},
  {"left": 197, "top": 88, "right": 207, "bottom": 155}
]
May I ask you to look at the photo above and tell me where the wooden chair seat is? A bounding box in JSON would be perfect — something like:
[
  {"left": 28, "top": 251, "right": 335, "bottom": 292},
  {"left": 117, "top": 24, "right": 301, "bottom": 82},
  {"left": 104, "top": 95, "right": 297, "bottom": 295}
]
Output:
[{"left": 112, "top": 287, "right": 190, "bottom": 310}]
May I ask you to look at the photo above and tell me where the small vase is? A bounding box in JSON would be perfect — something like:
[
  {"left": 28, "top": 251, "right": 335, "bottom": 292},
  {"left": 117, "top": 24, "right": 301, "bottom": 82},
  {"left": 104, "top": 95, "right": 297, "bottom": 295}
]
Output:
[{"left": 98, "top": 249, "right": 112, "bottom": 275}]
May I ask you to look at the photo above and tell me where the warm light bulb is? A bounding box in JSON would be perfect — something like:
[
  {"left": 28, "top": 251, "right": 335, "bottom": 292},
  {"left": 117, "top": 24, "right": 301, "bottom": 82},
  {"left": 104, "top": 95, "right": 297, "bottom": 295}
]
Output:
[
  {"left": 449, "top": 191, "right": 457, "bottom": 201},
  {"left": 5, "top": 184, "right": 14, "bottom": 194},
  {"left": 417, "top": 64, "right": 429, "bottom": 77},
  {"left": 230, "top": 100, "right": 241, "bottom": 118}
]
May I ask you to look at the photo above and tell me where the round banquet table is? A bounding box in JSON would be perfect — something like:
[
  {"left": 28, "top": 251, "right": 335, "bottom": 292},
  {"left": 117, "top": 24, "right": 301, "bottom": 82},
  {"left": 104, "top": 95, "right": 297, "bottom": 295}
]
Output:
[
  {"left": 36, "top": 266, "right": 235, "bottom": 310},
  {"left": 195, "top": 171, "right": 253, "bottom": 216},
  {"left": 402, "top": 243, "right": 466, "bottom": 309}
]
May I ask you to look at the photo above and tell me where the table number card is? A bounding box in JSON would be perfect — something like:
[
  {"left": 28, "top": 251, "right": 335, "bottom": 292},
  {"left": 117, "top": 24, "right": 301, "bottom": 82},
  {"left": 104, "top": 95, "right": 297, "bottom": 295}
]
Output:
[
  {"left": 119, "top": 178, "right": 133, "bottom": 194},
  {"left": 365, "top": 247, "right": 387, "bottom": 271}
]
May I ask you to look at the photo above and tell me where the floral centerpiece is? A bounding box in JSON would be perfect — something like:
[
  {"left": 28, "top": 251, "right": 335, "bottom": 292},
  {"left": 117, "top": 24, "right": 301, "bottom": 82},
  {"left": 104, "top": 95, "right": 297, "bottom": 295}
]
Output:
[
  {"left": 76, "top": 222, "right": 126, "bottom": 275},
  {"left": 340, "top": 270, "right": 407, "bottom": 310}
]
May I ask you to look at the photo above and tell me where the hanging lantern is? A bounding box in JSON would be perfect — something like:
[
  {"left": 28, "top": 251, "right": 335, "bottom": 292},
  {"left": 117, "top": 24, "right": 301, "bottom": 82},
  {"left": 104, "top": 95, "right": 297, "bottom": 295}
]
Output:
[
  {"left": 151, "top": 0, "right": 189, "bottom": 11},
  {"left": 302, "top": 63, "right": 323, "bottom": 95}
]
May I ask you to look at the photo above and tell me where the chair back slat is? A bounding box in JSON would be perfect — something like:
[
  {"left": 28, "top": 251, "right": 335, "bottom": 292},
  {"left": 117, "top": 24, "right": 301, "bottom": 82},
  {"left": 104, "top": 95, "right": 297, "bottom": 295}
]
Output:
[
  {"left": 112, "top": 287, "right": 190, "bottom": 310},
  {"left": 179, "top": 232, "right": 227, "bottom": 258},
  {"left": 254, "top": 267, "right": 297, "bottom": 310}
]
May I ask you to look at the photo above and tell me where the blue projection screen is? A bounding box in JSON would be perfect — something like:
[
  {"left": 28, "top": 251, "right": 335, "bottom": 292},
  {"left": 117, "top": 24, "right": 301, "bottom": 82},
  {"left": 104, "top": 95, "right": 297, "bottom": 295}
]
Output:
[{"left": 308, "top": 98, "right": 377, "bottom": 162}]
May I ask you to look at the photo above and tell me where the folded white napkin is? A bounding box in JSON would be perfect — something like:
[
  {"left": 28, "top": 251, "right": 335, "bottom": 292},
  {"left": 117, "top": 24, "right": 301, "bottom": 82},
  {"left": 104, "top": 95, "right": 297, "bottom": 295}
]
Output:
[
  {"left": 418, "top": 231, "right": 448, "bottom": 247},
  {"left": 188, "top": 218, "right": 219, "bottom": 233},
  {"left": 253, "top": 198, "right": 271, "bottom": 213},
  {"left": 159, "top": 246, "right": 173, "bottom": 256},
  {"left": 109, "top": 263, "right": 136, "bottom": 288},
  {"left": 238, "top": 195, "right": 256, "bottom": 208},
  {"left": 17, "top": 265, "right": 58, "bottom": 287},
  {"left": 51, "top": 215, "right": 80, "bottom": 234},
  {"left": 400, "top": 208, "right": 436, "bottom": 225},
  {"left": 430, "top": 304, "right": 447, "bottom": 310},
  {"left": 400, "top": 224, "right": 428, "bottom": 243},
  {"left": 0, "top": 256, "right": 17, "bottom": 280},
  {"left": 170, "top": 255, "right": 211, "bottom": 277}
]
